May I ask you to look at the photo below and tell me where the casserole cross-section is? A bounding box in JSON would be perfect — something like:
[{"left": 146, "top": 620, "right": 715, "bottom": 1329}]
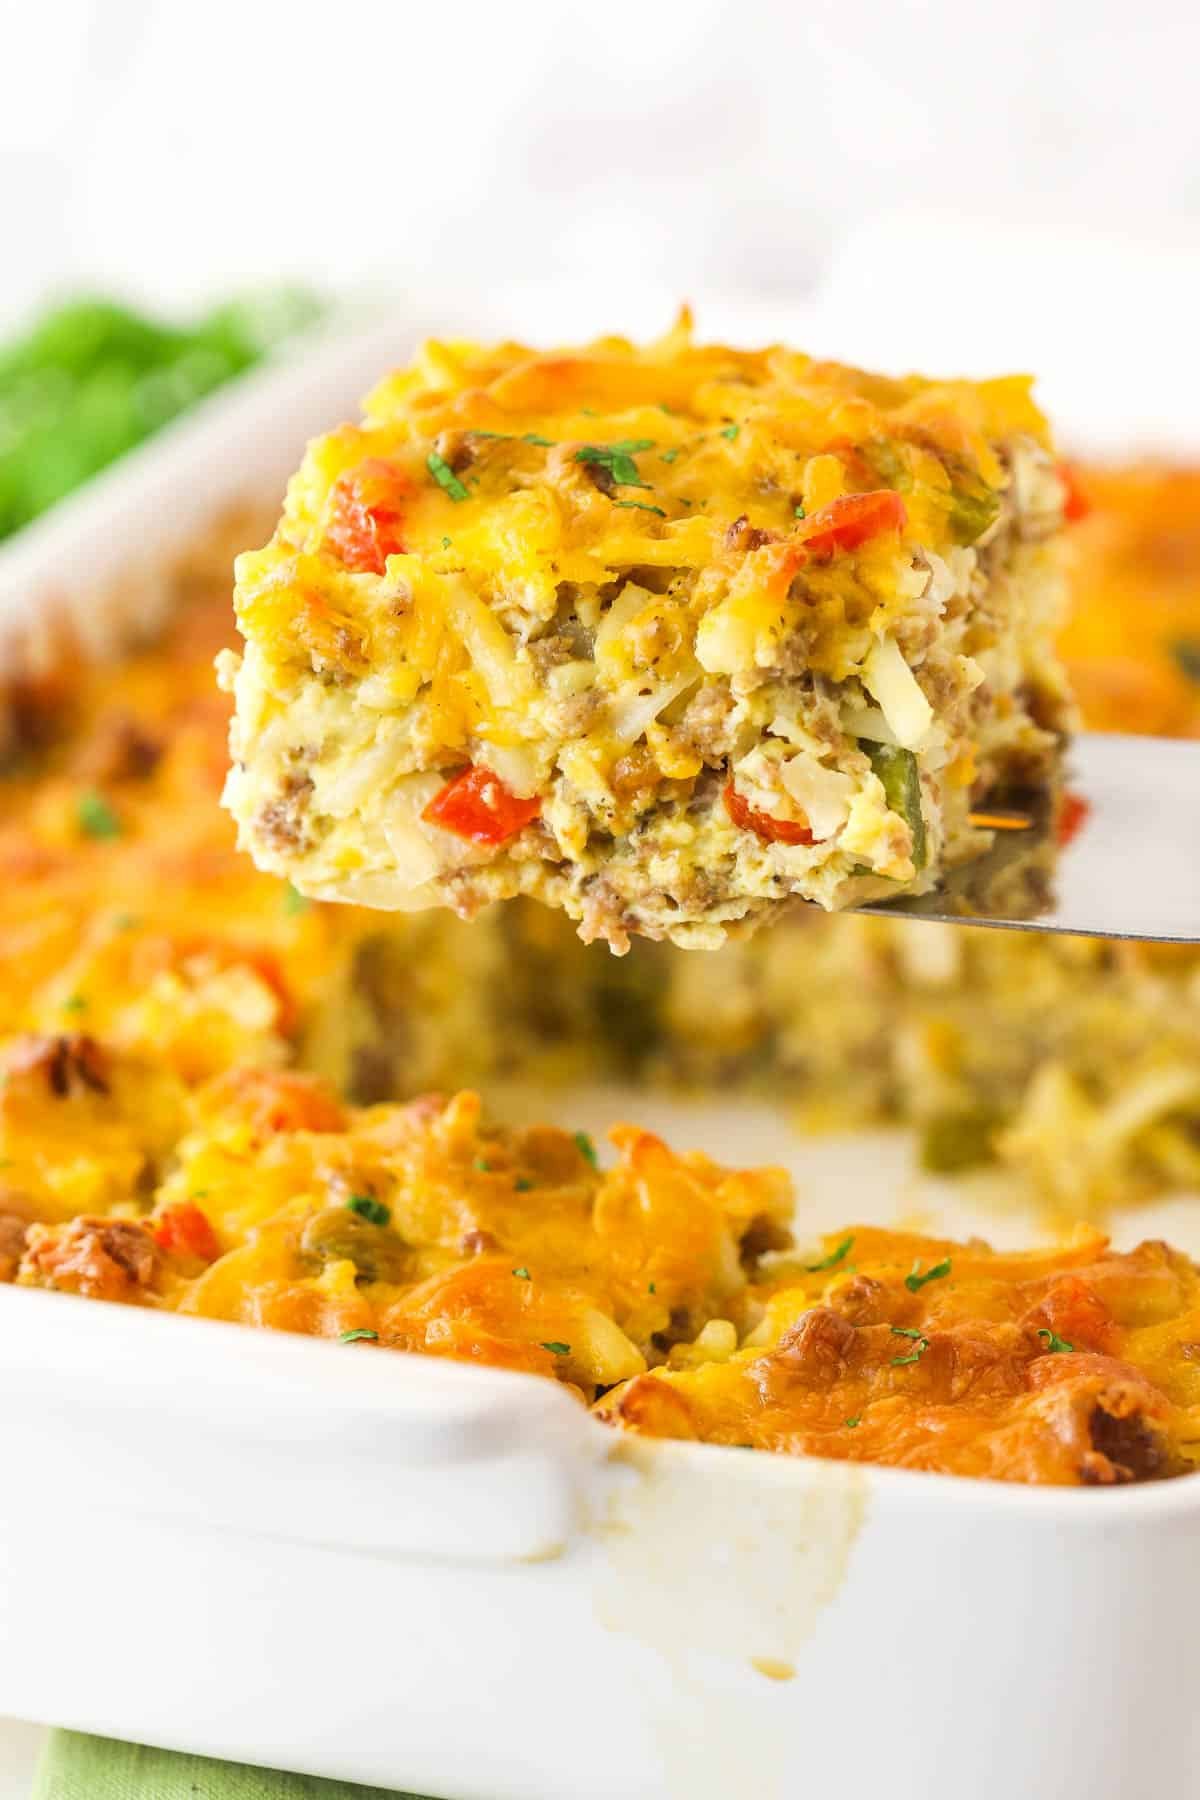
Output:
[{"left": 222, "top": 316, "right": 1073, "bottom": 949}]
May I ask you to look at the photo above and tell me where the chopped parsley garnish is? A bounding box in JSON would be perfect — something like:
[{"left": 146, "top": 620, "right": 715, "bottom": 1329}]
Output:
[
  {"left": 1037, "top": 1327, "right": 1075, "bottom": 1354},
  {"left": 522, "top": 432, "right": 554, "bottom": 447},
  {"left": 282, "top": 882, "right": 311, "bottom": 916},
  {"left": 61, "top": 993, "right": 87, "bottom": 1013},
  {"left": 574, "top": 1129, "right": 598, "bottom": 1167},
  {"left": 111, "top": 912, "right": 139, "bottom": 931},
  {"left": 905, "top": 1256, "right": 951, "bottom": 1293},
  {"left": 77, "top": 790, "right": 121, "bottom": 840},
  {"left": 514, "top": 1177, "right": 534, "bottom": 1192},
  {"left": 441, "top": 535, "right": 452, "bottom": 549},
  {"left": 660, "top": 447, "right": 681, "bottom": 463},
  {"left": 807, "top": 1235, "right": 854, "bottom": 1273},
  {"left": 512, "top": 1266, "right": 531, "bottom": 1280},
  {"left": 468, "top": 430, "right": 509, "bottom": 439},
  {"left": 648, "top": 1281, "right": 657, "bottom": 1294},
  {"left": 658, "top": 403, "right": 676, "bottom": 415},
  {"left": 575, "top": 442, "right": 652, "bottom": 488},
  {"left": 540, "top": 1340, "right": 571, "bottom": 1356},
  {"left": 793, "top": 504, "right": 806, "bottom": 519},
  {"left": 346, "top": 1195, "right": 390, "bottom": 1227},
  {"left": 426, "top": 450, "right": 469, "bottom": 501},
  {"left": 720, "top": 423, "right": 740, "bottom": 440},
  {"left": 844, "top": 1416, "right": 861, "bottom": 1429},
  {"left": 1171, "top": 638, "right": 1200, "bottom": 683},
  {"left": 474, "top": 1158, "right": 493, "bottom": 1173},
  {"left": 890, "top": 1326, "right": 930, "bottom": 1366},
  {"left": 614, "top": 499, "right": 666, "bottom": 517},
  {"left": 339, "top": 1328, "right": 379, "bottom": 1344}
]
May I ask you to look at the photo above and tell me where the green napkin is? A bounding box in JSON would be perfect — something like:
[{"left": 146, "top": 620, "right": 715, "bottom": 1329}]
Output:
[{"left": 34, "top": 1729, "right": 436, "bottom": 1798}]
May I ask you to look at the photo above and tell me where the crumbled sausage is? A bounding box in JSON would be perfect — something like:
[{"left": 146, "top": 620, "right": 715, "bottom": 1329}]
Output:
[
  {"left": 576, "top": 880, "right": 634, "bottom": 955},
  {"left": 21, "top": 1216, "right": 159, "bottom": 1301},
  {"left": 675, "top": 683, "right": 736, "bottom": 761},
  {"left": 739, "top": 1213, "right": 793, "bottom": 1267},
  {"left": 256, "top": 771, "right": 314, "bottom": 853},
  {"left": 1083, "top": 1402, "right": 1170, "bottom": 1484},
  {"left": 724, "top": 514, "right": 776, "bottom": 554}
]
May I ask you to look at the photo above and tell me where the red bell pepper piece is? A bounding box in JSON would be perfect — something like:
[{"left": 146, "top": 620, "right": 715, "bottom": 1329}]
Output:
[
  {"left": 1057, "top": 461, "right": 1091, "bottom": 524},
  {"left": 153, "top": 1201, "right": 220, "bottom": 1263},
  {"left": 724, "top": 780, "right": 814, "bottom": 846},
  {"left": 1056, "top": 790, "right": 1091, "bottom": 848},
  {"left": 423, "top": 765, "right": 541, "bottom": 847},
  {"left": 326, "top": 458, "right": 411, "bottom": 574},
  {"left": 798, "top": 489, "right": 907, "bottom": 556}
]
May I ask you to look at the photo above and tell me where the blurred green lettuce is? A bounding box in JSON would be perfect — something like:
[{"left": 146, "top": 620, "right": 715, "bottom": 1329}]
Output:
[{"left": 0, "top": 289, "right": 323, "bottom": 542}]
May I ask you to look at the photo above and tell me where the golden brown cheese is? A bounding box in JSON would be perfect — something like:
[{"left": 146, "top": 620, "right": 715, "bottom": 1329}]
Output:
[
  {"left": 12, "top": 1068, "right": 1200, "bottom": 1486},
  {"left": 1059, "top": 462, "right": 1200, "bottom": 736},
  {"left": 597, "top": 1225, "right": 1200, "bottom": 1485},
  {"left": 224, "top": 316, "right": 1072, "bottom": 949},
  {"left": 16, "top": 1071, "right": 789, "bottom": 1387}
]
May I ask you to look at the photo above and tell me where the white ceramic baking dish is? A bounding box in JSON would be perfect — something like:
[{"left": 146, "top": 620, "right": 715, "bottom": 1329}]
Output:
[
  {"left": 3, "top": 1283, "right": 1200, "bottom": 1800},
  {"left": 1, "top": 296, "right": 1198, "bottom": 1800}
]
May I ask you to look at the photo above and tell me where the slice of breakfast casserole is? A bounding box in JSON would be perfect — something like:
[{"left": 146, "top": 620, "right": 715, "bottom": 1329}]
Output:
[{"left": 223, "top": 314, "right": 1074, "bottom": 949}]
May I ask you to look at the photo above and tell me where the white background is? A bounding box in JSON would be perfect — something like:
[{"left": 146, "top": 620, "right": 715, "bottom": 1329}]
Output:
[{"left": 3, "top": 0, "right": 1196, "bottom": 328}]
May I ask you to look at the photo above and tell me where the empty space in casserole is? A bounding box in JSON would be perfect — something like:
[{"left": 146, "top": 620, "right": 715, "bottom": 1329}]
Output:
[{"left": 222, "top": 315, "right": 1074, "bottom": 950}]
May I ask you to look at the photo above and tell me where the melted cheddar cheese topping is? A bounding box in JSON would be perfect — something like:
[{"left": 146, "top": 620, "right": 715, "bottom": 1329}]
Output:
[{"left": 12, "top": 1065, "right": 1200, "bottom": 1486}]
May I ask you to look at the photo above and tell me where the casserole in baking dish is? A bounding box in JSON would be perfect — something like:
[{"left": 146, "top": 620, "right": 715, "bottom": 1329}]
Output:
[
  {"left": 3, "top": 314, "right": 1200, "bottom": 1799},
  {"left": 10, "top": 1053, "right": 1200, "bottom": 1484}
]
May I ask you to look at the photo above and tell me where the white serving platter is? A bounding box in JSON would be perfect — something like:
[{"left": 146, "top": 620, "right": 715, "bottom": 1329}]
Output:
[{"left": 2, "top": 282, "right": 1199, "bottom": 1800}]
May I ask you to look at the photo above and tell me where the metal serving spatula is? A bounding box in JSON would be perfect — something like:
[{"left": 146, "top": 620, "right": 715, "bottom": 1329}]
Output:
[{"left": 862, "top": 734, "right": 1200, "bottom": 942}]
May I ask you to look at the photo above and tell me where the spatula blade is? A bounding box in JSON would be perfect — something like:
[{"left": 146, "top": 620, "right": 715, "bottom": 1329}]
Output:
[{"left": 859, "top": 733, "right": 1200, "bottom": 942}]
